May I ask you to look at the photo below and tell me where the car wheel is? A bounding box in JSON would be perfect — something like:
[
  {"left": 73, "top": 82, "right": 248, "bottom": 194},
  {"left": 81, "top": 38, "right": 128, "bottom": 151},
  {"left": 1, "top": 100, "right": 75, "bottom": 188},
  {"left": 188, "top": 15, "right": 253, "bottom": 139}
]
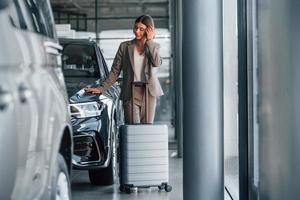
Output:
[{"left": 52, "top": 154, "right": 71, "bottom": 200}]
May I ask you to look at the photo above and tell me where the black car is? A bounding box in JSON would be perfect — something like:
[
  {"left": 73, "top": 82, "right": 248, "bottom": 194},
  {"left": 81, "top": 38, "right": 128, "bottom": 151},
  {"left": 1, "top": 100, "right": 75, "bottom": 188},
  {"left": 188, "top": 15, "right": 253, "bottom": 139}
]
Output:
[{"left": 59, "top": 38, "right": 123, "bottom": 185}]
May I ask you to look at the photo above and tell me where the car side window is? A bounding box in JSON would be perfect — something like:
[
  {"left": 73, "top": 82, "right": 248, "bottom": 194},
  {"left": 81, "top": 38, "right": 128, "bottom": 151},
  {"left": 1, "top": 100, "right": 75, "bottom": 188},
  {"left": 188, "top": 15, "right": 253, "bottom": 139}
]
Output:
[
  {"left": 37, "top": 0, "right": 55, "bottom": 38},
  {"left": 24, "top": 0, "right": 46, "bottom": 35},
  {"left": 97, "top": 47, "right": 108, "bottom": 79},
  {"left": 8, "top": 0, "right": 27, "bottom": 29},
  {"left": 23, "top": 0, "right": 54, "bottom": 38}
]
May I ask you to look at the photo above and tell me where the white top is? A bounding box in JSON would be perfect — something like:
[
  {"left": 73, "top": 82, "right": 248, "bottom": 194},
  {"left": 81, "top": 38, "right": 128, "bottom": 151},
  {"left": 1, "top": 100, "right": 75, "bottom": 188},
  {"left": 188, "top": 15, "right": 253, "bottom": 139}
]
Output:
[{"left": 133, "top": 47, "right": 146, "bottom": 82}]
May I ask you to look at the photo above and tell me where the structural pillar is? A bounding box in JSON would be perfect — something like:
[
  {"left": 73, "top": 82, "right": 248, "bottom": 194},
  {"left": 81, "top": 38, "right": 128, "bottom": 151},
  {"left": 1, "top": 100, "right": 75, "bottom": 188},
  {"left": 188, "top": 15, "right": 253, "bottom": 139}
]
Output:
[
  {"left": 172, "top": 0, "right": 183, "bottom": 158},
  {"left": 182, "top": 0, "right": 224, "bottom": 199}
]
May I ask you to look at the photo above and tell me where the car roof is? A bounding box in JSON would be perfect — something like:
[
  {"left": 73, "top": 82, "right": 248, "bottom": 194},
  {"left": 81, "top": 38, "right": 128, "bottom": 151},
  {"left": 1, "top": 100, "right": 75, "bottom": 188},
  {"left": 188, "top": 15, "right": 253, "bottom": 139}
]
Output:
[{"left": 59, "top": 38, "right": 97, "bottom": 45}]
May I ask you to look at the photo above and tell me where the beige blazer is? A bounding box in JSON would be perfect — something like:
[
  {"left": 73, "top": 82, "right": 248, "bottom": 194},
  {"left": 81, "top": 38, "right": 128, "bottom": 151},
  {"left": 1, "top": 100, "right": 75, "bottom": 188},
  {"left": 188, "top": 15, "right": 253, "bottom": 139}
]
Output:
[{"left": 101, "top": 39, "right": 164, "bottom": 100}]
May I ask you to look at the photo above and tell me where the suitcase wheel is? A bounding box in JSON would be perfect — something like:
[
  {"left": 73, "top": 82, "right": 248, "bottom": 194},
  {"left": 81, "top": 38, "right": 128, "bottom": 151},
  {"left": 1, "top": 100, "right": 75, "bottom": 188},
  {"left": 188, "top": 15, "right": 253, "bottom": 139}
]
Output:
[
  {"left": 158, "top": 183, "right": 172, "bottom": 192},
  {"left": 158, "top": 185, "right": 164, "bottom": 190},
  {"left": 165, "top": 184, "right": 172, "bottom": 192},
  {"left": 119, "top": 185, "right": 125, "bottom": 192},
  {"left": 125, "top": 187, "right": 131, "bottom": 194},
  {"left": 120, "top": 185, "right": 132, "bottom": 194}
]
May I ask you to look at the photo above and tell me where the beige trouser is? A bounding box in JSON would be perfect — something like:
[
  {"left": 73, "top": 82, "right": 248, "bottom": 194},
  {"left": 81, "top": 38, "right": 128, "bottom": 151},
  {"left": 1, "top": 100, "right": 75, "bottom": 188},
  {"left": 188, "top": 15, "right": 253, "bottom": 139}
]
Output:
[{"left": 123, "top": 85, "right": 156, "bottom": 124}]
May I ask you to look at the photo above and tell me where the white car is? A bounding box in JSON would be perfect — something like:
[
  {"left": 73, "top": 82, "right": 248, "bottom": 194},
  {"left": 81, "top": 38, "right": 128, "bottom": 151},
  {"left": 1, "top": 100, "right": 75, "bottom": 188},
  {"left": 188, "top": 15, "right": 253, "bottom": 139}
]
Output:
[{"left": 0, "top": 0, "right": 73, "bottom": 199}]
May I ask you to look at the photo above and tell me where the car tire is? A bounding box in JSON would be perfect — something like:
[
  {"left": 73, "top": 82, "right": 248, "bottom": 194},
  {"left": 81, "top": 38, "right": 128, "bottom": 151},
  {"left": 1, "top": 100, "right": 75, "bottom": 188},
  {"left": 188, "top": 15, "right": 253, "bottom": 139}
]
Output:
[
  {"left": 88, "top": 156, "right": 114, "bottom": 185},
  {"left": 52, "top": 154, "right": 71, "bottom": 200}
]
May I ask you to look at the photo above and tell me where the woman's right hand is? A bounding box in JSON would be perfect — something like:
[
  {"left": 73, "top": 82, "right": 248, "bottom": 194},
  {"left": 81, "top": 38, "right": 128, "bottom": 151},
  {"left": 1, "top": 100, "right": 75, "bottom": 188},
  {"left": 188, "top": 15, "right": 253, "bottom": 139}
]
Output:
[
  {"left": 84, "top": 87, "right": 104, "bottom": 94},
  {"left": 146, "top": 25, "right": 155, "bottom": 41}
]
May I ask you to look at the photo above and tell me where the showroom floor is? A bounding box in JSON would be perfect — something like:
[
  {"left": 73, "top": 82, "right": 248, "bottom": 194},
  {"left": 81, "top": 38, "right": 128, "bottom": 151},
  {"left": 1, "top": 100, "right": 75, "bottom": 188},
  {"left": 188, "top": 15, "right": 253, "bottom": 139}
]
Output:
[
  {"left": 71, "top": 154, "right": 232, "bottom": 200},
  {"left": 71, "top": 126, "right": 232, "bottom": 200},
  {"left": 71, "top": 150, "right": 183, "bottom": 200}
]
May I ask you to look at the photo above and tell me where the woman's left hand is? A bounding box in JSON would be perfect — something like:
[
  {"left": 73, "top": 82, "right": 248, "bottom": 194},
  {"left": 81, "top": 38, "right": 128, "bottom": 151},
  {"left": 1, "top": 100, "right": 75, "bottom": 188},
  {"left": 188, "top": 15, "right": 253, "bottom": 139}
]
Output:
[{"left": 146, "top": 26, "right": 155, "bottom": 41}]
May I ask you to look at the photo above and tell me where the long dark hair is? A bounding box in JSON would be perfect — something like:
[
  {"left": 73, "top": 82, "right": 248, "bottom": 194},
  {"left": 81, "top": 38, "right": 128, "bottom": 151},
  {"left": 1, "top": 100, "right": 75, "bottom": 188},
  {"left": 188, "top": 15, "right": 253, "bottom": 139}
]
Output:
[
  {"left": 135, "top": 15, "right": 155, "bottom": 28},
  {"left": 135, "top": 15, "right": 155, "bottom": 76}
]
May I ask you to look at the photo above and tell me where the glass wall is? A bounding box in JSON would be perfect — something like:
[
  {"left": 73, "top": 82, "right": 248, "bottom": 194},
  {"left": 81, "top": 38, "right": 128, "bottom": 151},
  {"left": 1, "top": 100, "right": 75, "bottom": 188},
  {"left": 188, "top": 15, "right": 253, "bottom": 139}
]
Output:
[{"left": 223, "top": 0, "right": 239, "bottom": 199}]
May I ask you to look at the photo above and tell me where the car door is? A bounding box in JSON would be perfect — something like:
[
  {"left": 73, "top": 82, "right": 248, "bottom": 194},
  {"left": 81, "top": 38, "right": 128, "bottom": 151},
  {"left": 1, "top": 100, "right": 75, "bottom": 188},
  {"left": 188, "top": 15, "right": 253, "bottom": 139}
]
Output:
[
  {"left": 96, "top": 45, "right": 123, "bottom": 158},
  {"left": 0, "top": 19, "right": 19, "bottom": 198},
  {"left": 7, "top": 0, "right": 66, "bottom": 199},
  {"left": 0, "top": 1, "right": 47, "bottom": 199},
  {"left": 0, "top": 3, "right": 18, "bottom": 200},
  {"left": 18, "top": 0, "right": 67, "bottom": 199},
  {"left": 3, "top": 1, "right": 47, "bottom": 199},
  {"left": 96, "top": 45, "right": 119, "bottom": 104},
  {"left": 97, "top": 46, "right": 123, "bottom": 126}
]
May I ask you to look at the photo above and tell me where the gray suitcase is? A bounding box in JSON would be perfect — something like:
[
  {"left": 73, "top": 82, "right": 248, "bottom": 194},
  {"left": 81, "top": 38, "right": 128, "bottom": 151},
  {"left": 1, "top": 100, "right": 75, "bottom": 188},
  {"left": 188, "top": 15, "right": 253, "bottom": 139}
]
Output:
[{"left": 119, "top": 82, "right": 172, "bottom": 194}]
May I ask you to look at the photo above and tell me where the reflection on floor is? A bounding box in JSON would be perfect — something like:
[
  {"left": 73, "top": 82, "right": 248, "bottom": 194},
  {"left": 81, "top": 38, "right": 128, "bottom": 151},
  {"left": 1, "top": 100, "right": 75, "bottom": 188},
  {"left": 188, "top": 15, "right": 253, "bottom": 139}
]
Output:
[
  {"left": 224, "top": 156, "right": 238, "bottom": 199},
  {"left": 71, "top": 151, "right": 183, "bottom": 200}
]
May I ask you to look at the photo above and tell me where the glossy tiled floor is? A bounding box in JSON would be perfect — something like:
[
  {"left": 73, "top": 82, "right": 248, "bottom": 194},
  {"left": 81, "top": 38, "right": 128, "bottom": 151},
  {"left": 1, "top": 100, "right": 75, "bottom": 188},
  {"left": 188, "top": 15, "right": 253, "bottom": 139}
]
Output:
[
  {"left": 71, "top": 129, "right": 233, "bottom": 200},
  {"left": 71, "top": 155, "right": 233, "bottom": 200},
  {"left": 71, "top": 151, "right": 183, "bottom": 200}
]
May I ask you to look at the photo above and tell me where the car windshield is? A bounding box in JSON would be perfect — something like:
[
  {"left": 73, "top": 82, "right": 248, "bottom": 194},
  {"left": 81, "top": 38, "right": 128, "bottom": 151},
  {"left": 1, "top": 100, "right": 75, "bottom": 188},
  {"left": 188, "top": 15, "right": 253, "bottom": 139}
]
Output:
[{"left": 62, "top": 44, "right": 100, "bottom": 78}]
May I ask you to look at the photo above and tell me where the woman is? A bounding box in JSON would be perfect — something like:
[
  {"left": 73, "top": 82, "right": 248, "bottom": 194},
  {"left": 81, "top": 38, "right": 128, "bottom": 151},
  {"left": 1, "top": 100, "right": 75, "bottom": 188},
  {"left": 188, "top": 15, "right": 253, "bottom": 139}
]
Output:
[{"left": 85, "top": 15, "right": 163, "bottom": 124}]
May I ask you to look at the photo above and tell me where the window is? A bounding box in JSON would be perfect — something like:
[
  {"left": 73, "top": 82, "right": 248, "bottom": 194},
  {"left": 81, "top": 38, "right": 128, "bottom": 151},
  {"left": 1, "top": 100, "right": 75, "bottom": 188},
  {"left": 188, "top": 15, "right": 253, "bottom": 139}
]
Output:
[
  {"left": 97, "top": 48, "right": 107, "bottom": 78},
  {"left": 62, "top": 44, "right": 101, "bottom": 79},
  {"left": 37, "top": 0, "right": 55, "bottom": 38},
  {"left": 53, "top": 11, "right": 87, "bottom": 31},
  {"left": 24, "top": 0, "right": 55, "bottom": 38},
  {"left": 8, "top": 0, "right": 27, "bottom": 29}
]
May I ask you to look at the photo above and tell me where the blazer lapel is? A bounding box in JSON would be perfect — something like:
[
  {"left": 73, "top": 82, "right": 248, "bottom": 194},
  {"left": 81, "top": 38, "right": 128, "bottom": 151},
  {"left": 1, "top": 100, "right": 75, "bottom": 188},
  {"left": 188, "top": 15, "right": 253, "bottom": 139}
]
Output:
[{"left": 127, "top": 40, "right": 136, "bottom": 76}]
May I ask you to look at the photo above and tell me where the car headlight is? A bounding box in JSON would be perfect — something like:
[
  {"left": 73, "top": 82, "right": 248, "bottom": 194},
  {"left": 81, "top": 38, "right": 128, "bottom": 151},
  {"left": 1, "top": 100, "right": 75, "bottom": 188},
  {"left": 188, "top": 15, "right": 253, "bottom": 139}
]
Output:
[{"left": 69, "top": 102, "right": 104, "bottom": 118}]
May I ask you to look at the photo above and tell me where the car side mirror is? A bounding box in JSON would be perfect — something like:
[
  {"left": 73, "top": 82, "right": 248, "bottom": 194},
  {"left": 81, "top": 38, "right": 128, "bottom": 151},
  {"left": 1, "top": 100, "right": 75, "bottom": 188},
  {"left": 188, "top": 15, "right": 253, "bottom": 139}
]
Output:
[{"left": 0, "top": 0, "right": 9, "bottom": 10}]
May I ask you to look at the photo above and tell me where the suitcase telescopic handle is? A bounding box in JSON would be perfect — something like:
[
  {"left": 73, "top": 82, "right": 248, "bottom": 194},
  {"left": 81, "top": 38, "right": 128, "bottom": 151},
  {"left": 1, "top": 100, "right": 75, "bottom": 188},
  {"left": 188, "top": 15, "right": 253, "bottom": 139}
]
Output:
[{"left": 131, "top": 81, "right": 149, "bottom": 124}]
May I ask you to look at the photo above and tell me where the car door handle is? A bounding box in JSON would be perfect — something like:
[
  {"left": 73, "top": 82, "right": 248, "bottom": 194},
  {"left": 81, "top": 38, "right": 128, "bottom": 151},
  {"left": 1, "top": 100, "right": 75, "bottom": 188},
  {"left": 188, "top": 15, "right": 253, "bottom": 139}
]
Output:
[
  {"left": 0, "top": 87, "right": 13, "bottom": 110},
  {"left": 18, "top": 84, "right": 32, "bottom": 103}
]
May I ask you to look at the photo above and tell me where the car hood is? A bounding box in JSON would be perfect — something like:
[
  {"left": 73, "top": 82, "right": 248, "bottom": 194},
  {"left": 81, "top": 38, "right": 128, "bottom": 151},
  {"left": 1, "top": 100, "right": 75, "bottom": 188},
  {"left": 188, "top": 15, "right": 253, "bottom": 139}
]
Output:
[{"left": 65, "top": 77, "right": 102, "bottom": 103}]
